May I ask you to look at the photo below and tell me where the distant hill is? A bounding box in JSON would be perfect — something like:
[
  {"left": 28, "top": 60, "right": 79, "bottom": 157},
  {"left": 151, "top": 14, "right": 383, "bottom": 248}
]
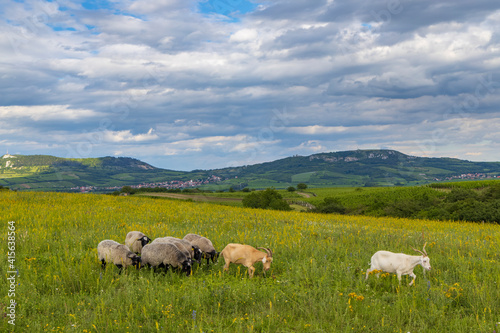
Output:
[
  {"left": 1, "top": 150, "right": 499, "bottom": 191},
  {"left": 207, "top": 150, "right": 500, "bottom": 188},
  {"left": 0, "top": 154, "right": 192, "bottom": 191}
]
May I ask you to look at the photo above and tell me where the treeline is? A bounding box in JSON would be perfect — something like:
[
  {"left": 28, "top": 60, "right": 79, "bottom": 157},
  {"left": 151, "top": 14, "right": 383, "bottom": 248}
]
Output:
[{"left": 312, "top": 183, "right": 500, "bottom": 223}]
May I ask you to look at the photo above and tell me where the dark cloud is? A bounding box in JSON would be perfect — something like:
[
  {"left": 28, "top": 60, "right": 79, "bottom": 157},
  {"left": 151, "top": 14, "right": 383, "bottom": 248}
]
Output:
[{"left": 0, "top": 0, "right": 499, "bottom": 170}]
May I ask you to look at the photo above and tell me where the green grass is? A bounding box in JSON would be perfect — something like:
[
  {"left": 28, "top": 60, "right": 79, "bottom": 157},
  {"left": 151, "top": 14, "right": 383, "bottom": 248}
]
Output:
[{"left": 0, "top": 191, "right": 499, "bottom": 332}]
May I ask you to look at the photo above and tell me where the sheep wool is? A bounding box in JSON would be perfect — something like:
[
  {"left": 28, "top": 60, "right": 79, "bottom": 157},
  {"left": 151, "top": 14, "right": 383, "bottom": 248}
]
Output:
[
  {"left": 97, "top": 240, "right": 141, "bottom": 269},
  {"left": 153, "top": 237, "right": 202, "bottom": 264},
  {"left": 125, "top": 231, "right": 151, "bottom": 254},
  {"left": 183, "top": 233, "right": 218, "bottom": 264},
  {"left": 141, "top": 242, "right": 192, "bottom": 276}
]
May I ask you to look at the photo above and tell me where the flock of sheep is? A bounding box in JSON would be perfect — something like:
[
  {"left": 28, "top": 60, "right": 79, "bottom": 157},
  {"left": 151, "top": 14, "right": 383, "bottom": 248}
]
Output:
[
  {"left": 98, "top": 231, "right": 431, "bottom": 284},
  {"left": 97, "top": 231, "right": 274, "bottom": 278}
]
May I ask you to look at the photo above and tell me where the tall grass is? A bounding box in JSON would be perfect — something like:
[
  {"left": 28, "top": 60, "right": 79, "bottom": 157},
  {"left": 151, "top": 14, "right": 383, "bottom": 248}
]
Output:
[{"left": 1, "top": 191, "right": 499, "bottom": 332}]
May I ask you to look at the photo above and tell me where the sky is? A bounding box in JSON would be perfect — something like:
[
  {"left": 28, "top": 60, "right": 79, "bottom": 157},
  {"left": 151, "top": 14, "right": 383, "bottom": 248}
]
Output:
[{"left": 1, "top": 0, "right": 500, "bottom": 171}]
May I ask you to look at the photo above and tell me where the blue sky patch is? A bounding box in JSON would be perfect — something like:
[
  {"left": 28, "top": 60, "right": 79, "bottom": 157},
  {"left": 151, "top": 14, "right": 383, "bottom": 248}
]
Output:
[
  {"left": 199, "top": 0, "right": 258, "bottom": 19},
  {"left": 48, "top": 24, "right": 77, "bottom": 32},
  {"left": 81, "top": 0, "right": 114, "bottom": 11}
]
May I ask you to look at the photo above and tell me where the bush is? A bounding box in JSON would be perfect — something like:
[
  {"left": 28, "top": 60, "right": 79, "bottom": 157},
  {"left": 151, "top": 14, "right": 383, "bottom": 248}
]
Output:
[
  {"left": 242, "top": 188, "right": 291, "bottom": 211},
  {"left": 121, "top": 186, "right": 135, "bottom": 194},
  {"left": 287, "top": 186, "right": 296, "bottom": 192},
  {"left": 313, "top": 197, "right": 346, "bottom": 214},
  {"left": 446, "top": 188, "right": 478, "bottom": 203},
  {"left": 297, "top": 183, "right": 307, "bottom": 190}
]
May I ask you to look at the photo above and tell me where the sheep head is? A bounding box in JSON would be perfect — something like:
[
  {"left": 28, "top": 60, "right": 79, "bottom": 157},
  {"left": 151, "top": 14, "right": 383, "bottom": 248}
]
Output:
[
  {"left": 191, "top": 245, "right": 203, "bottom": 263},
  {"left": 140, "top": 236, "right": 152, "bottom": 247},
  {"left": 181, "top": 260, "right": 192, "bottom": 276},
  {"left": 128, "top": 253, "right": 142, "bottom": 269}
]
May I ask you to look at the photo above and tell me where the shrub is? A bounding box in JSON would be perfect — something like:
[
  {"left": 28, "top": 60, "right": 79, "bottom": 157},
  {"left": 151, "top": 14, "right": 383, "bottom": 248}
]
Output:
[
  {"left": 313, "top": 197, "right": 346, "bottom": 214},
  {"left": 242, "top": 188, "right": 291, "bottom": 211}
]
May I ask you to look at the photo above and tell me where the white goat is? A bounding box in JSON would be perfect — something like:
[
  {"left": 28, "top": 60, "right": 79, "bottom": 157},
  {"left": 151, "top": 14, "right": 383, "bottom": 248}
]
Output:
[
  {"left": 220, "top": 243, "right": 273, "bottom": 278},
  {"left": 365, "top": 243, "right": 431, "bottom": 286}
]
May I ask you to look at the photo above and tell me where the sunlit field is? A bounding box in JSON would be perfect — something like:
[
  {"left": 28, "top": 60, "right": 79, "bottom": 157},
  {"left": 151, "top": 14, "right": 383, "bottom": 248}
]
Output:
[{"left": 1, "top": 191, "right": 499, "bottom": 332}]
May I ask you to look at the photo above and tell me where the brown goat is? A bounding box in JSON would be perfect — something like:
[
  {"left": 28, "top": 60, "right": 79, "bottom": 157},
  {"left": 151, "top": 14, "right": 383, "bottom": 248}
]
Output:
[{"left": 220, "top": 243, "right": 273, "bottom": 278}]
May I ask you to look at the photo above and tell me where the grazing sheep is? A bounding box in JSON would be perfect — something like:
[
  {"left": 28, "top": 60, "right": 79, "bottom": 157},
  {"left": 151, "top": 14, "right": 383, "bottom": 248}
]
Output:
[
  {"left": 97, "top": 240, "right": 141, "bottom": 269},
  {"left": 151, "top": 237, "right": 192, "bottom": 266},
  {"left": 152, "top": 237, "right": 202, "bottom": 264},
  {"left": 125, "top": 231, "right": 151, "bottom": 254},
  {"left": 183, "top": 233, "right": 218, "bottom": 265},
  {"left": 220, "top": 243, "right": 273, "bottom": 278},
  {"left": 141, "top": 242, "right": 192, "bottom": 276},
  {"left": 366, "top": 243, "right": 431, "bottom": 286}
]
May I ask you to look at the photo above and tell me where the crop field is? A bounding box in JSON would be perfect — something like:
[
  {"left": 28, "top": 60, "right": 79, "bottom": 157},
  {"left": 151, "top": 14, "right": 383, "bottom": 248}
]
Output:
[{"left": 1, "top": 191, "right": 499, "bottom": 332}]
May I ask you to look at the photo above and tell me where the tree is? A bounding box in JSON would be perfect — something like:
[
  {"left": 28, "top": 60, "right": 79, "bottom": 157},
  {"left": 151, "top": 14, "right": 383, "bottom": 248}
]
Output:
[
  {"left": 121, "top": 186, "right": 134, "bottom": 194},
  {"left": 287, "top": 186, "right": 296, "bottom": 192},
  {"left": 297, "top": 183, "right": 307, "bottom": 190},
  {"left": 313, "top": 197, "right": 346, "bottom": 214},
  {"left": 242, "top": 188, "right": 291, "bottom": 211}
]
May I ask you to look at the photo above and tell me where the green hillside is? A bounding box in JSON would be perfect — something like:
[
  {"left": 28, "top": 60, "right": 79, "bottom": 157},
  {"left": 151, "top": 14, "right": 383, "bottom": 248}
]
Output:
[
  {"left": 0, "top": 154, "right": 192, "bottom": 191},
  {"left": 204, "top": 150, "right": 500, "bottom": 188},
  {"left": 1, "top": 150, "right": 499, "bottom": 191}
]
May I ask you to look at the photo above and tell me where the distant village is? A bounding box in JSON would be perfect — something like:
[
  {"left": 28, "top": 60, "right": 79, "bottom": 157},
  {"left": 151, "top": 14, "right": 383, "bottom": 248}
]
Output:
[
  {"left": 71, "top": 175, "right": 224, "bottom": 193},
  {"left": 441, "top": 173, "right": 500, "bottom": 182}
]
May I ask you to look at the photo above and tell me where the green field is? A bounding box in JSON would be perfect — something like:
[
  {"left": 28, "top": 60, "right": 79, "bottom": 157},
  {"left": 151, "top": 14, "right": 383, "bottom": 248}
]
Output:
[{"left": 1, "top": 191, "right": 499, "bottom": 332}]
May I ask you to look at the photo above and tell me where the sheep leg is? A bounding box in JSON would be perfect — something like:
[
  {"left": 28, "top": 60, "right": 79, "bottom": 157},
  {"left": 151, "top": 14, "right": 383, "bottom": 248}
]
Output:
[{"left": 101, "top": 260, "right": 106, "bottom": 269}]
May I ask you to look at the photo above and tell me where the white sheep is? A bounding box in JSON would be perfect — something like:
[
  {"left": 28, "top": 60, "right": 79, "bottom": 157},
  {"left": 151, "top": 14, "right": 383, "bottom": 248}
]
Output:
[
  {"left": 220, "top": 243, "right": 273, "bottom": 278},
  {"left": 183, "top": 233, "right": 218, "bottom": 265},
  {"left": 97, "top": 240, "right": 141, "bottom": 269},
  {"left": 141, "top": 242, "right": 192, "bottom": 276},
  {"left": 152, "top": 237, "right": 202, "bottom": 264},
  {"left": 365, "top": 243, "right": 431, "bottom": 286},
  {"left": 125, "top": 231, "right": 151, "bottom": 254}
]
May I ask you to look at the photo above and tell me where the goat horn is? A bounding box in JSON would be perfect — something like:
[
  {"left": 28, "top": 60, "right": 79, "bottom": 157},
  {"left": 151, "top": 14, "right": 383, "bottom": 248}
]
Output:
[
  {"left": 412, "top": 247, "right": 425, "bottom": 256},
  {"left": 267, "top": 248, "right": 273, "bottom": 257},
  {"left": 257, "top": 247, "right": 271, "bottom": 257},
  {"left": 422, "top": 242, "right": 428, "bottom": 256}
]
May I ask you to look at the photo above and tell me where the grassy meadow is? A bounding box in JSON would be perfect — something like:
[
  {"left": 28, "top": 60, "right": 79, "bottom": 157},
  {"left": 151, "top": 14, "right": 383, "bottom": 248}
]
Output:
[{"left": 1, "top": 191, "right": 499, "bottom": 332}]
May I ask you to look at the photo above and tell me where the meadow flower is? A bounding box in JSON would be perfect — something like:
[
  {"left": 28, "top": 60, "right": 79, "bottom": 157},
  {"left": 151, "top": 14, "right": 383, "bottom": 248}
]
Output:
[{"left": 3, "top": 189, "right": 499, "bottom": 331}]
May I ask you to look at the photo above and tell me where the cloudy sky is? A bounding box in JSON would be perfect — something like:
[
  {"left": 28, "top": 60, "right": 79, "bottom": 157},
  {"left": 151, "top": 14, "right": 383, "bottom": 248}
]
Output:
[{"left": 1, "top": 0, "right": 499, "bottom": 171}]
